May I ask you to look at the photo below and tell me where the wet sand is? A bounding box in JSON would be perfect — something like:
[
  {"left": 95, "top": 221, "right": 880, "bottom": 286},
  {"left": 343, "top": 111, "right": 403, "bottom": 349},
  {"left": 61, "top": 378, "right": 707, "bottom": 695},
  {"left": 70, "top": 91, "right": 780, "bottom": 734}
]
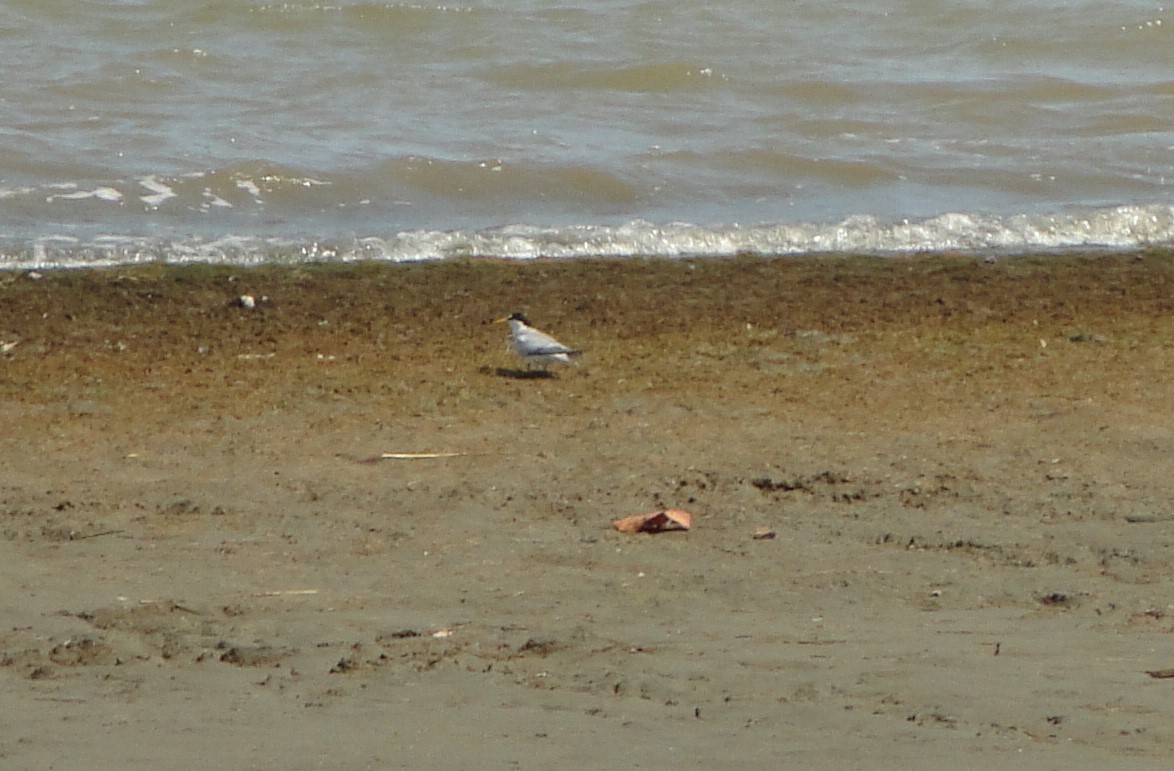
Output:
[{"left": 2, "top": 253, "right": 1173, "bottom": 768}]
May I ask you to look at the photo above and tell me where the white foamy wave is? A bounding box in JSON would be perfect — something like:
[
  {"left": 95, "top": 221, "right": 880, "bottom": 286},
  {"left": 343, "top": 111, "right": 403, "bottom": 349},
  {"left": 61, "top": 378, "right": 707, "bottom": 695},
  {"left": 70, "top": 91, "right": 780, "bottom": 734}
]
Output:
[
  {"left": 139, "top": 176, "right": 177, "bottom": 208},
  {"left": 2, "top": 205, "right": 1172, "bottom": 271},
  {"left": 359, "top": 205, "right": 1174, "bottom": 261},
  {"left": 44, "top": 185, "right": 124, "bottom": 203}
]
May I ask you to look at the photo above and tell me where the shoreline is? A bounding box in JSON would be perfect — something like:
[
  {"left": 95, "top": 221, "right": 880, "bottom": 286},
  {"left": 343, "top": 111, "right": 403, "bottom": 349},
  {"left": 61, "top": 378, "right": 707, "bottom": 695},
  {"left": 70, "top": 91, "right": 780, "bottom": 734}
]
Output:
[{"left": 3, "top": 251, "right": 1173, "bottom": 767}]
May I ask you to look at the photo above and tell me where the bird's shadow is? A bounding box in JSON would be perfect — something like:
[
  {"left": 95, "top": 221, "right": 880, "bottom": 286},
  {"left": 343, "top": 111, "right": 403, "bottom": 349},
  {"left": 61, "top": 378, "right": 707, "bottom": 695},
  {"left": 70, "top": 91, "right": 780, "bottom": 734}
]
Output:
[{"left": 491, "top": 367, "right": 557, "bottom": 380}]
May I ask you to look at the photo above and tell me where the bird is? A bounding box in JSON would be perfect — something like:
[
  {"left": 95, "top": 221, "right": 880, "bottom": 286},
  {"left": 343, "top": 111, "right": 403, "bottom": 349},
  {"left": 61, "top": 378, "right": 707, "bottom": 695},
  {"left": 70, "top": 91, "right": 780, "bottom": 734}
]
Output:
[{"left": 494, "top": 312, "right": 581, "bottom": 371}]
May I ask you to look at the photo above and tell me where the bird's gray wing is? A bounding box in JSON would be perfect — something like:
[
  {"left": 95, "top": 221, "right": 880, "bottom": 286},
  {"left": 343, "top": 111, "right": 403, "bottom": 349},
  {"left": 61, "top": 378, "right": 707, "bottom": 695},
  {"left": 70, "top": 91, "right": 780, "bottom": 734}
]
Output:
[
  {"left": 531, "top": 345, "right": 581, "bottom": 356},
  {"left": 518, "top": 328, "right": 577, "bottom": 355}
]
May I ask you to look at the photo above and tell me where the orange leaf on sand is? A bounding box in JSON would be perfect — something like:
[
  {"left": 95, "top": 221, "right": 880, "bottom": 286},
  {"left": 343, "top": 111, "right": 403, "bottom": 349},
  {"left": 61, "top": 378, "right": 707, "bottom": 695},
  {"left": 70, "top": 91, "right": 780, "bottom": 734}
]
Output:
[{"left": 612, "top": 508, "right": 693, "bottom": 534}]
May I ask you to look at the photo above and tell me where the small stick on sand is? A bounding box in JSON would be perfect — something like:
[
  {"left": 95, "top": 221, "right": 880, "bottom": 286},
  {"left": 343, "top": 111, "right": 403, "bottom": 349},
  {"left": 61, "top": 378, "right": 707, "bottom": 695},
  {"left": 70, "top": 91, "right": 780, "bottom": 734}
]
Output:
[
  {"left": 70, "top": 529, "right": 126, "bottom": 540},
  {"left": 381, "top": 452, "right": 466, "bottom": 459},
  {"left": 358, "top": 452, "right": 467, "bottom": 464},
  {"left": 255, "top": 589, "right": 320, "bottom": 597}
]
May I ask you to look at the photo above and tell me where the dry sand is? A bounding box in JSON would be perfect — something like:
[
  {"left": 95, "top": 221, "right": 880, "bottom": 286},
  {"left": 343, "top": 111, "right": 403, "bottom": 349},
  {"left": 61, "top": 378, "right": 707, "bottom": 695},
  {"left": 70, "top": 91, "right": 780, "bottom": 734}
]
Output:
[{"left": 1, "top": 253, "right": 1173, "bottom": 769}]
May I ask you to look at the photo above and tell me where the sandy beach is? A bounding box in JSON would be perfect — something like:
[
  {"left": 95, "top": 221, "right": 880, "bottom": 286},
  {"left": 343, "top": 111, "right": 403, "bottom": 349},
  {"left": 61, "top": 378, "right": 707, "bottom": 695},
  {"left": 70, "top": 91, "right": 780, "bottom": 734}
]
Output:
[{"left": 2, "top": 253, "right": 1173, "bottom": 768}]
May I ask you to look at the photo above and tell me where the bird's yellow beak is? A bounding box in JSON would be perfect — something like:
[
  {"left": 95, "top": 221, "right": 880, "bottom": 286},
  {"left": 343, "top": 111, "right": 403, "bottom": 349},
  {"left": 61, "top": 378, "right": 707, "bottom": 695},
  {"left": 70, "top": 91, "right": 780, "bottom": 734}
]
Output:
[{"left": 493, "top": 316, "right": 510, "bottom": 324}]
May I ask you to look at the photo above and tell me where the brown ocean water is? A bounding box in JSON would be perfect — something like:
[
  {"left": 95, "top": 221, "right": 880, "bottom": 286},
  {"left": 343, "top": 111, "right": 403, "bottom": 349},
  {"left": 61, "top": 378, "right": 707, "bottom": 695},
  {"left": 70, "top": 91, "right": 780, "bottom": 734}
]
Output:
[{"left": 1, "top": 0, "right": 1172, "bottom": 266}]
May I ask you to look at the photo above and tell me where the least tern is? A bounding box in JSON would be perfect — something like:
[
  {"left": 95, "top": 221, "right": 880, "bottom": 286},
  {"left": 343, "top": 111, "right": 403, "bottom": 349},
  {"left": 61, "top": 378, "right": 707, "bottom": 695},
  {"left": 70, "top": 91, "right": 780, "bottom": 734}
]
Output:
[{"left": 494, "top": 312, "right": 581, "bottom": 370}]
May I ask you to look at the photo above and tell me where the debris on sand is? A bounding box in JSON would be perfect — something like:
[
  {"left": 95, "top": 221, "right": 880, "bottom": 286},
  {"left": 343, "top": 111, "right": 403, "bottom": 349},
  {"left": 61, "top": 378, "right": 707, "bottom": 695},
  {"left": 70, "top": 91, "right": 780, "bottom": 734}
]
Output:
[{"left": 612, "top": 508, "right": 693, "bottom": 534}]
